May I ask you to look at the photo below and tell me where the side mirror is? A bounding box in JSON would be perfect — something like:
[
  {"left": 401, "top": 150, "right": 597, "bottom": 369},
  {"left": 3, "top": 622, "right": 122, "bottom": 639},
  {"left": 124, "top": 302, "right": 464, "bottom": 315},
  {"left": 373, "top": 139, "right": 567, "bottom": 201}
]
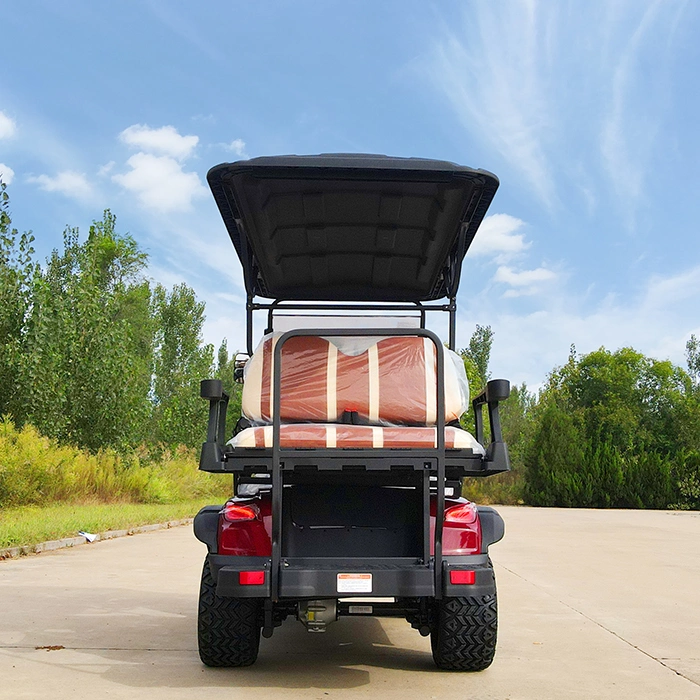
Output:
[{"left": 233, "top": 353, "right": 250, "bottom": 383}]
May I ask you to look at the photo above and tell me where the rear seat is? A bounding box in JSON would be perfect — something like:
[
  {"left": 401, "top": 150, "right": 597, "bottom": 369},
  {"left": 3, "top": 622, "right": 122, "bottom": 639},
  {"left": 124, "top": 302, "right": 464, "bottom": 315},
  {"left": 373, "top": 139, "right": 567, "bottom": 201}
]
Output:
[{"left": 229, "top": 333, "right": 483, "bottom": 454}]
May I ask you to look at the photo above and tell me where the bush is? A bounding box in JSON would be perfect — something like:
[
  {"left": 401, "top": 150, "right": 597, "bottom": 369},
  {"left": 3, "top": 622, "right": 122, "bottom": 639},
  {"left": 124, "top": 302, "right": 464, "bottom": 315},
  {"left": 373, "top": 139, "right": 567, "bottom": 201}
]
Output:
[{"left": 0, "top": 417, "right": 228, "bottom": 508}]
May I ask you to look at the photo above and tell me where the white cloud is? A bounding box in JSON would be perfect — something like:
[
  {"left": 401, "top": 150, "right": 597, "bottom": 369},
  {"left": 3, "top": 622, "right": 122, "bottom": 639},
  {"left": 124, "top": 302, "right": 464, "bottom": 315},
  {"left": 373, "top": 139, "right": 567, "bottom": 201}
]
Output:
[
  {"left": 469, "top": 214, "right": 529, "bottom": 261},
  {"left": 223, "top": 138, "right": 248, "bottom": 158},
  {"left": 27, "top": 171, "right": 93, "bottom": 200},
  {"left": 0, "top": 111, "right": 17, "bottom": 139},
  {"left": 112, "top": 152, "right": 207, "bottom": 213},
  {"left": 192, "top": 113, "right": 216, "bottom": 124},
  {"left": 0, "top": 163, "right": 14, "bottom": 185},
  {"left": 119, "top": 124, "right": 198, "bottom": 160},
  {"left": 494, "top": 264, "right": 558, "bottom": 297},
  {"left": 494, "top": 265, "right": 557, "bottom": 287},
  {"left": 598, "top": 1, "right": 685, "bottom": 220}
]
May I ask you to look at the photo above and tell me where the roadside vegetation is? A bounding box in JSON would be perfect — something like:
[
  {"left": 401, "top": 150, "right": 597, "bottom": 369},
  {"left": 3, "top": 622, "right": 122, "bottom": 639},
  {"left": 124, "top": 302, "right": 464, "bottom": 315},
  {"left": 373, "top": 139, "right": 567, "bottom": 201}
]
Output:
[
  {"left": 0, "top": 419, "right": 231, "bottom": 548},
  {"left": 1, "top": 179, "right": 699, "bottom": 549},
  {"left": 0, "top": 182, "right": 240, "bottom": 549},
  {"left": 462, "top": 331, "right": 700, "bottom": 510},
  {"left": 0, "top": 501, "right": 224, "bottom": 550}
]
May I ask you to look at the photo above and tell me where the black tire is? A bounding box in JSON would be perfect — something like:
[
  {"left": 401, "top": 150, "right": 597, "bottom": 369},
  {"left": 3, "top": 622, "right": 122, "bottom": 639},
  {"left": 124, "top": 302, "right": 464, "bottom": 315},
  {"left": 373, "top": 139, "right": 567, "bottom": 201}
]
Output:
[
  {"left": 430, "top": 591, "right": 498, "bottom": 671},
  {"left": 197, "top": 559, "right": 261, "bottom": 667}
]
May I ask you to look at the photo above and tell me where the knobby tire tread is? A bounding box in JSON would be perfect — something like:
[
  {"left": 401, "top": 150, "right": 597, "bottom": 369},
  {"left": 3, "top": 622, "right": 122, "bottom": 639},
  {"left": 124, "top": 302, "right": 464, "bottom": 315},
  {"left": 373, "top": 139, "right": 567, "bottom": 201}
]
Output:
[
  {"left": 198, "top": 559, "right": 261, "bottom": 667},
  {"left": 431, "top": 593, "right": 498, "bottom": 671}
]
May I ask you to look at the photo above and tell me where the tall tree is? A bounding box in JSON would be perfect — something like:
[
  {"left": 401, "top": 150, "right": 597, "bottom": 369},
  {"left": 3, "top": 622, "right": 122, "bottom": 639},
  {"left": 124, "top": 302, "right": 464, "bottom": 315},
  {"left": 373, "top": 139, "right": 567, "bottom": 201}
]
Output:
[
  {"left": 0, "top": 183, "right": 35, "bottom": 417},
  {"left": 21, "top": 212, "right": 154, "bottom": 449},
  {"left": 214, "top": 338, "right": 244, "bottom": 439},
  {"left": 461, "top": 324, "right": 494, "bottom": 390},
  {"left": 526, "top": 345, "right": 692, "bottom": 508},
  {"left": 152, "top": 283, "right": 214, "bottom": 447}
]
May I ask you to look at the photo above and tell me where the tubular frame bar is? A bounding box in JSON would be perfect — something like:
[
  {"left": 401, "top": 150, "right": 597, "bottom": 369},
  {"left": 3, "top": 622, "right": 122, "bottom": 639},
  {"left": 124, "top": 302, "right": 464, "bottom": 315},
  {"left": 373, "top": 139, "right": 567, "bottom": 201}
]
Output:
[
  {"left": 448, "top": 297, "right": 457, "bottom": 351},
  {"left": 247, "top": 298, "right": 458, "bottom": 353},
  {"left": 246, "top": 294, "right": 255, "bottom": 356},
  {"left": 270, "top": 327, "right": 447, "bottom": 603}
]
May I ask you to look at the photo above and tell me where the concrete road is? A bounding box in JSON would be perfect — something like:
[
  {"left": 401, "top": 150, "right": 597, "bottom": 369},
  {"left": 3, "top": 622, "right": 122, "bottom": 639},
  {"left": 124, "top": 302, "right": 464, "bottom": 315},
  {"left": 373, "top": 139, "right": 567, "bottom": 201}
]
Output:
[{"left": 1, "top": 506, "right": 699, "bottom": 699}]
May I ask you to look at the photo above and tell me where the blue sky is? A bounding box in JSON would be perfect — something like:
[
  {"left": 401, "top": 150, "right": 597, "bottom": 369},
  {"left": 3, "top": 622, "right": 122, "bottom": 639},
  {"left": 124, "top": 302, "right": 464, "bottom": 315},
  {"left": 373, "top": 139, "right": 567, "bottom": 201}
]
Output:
[{"left": 1, "top": 0, "right": 698, "bottom": 388}]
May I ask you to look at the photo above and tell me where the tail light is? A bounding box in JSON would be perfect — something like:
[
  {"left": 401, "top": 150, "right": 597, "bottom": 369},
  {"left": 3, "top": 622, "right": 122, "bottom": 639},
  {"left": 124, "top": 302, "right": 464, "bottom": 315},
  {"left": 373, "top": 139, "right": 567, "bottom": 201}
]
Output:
[
  {"left": 222, "top": 502, "right": 259, "bottom": 522},
  {"left": 218, "top": 499, "right": 271, "bottom": 556},
  {"left": 444, "top": 502, "right": 478, "bottom": 525},
  {"left": 431, "top": 499, "right": 482, "bottom": 555}
]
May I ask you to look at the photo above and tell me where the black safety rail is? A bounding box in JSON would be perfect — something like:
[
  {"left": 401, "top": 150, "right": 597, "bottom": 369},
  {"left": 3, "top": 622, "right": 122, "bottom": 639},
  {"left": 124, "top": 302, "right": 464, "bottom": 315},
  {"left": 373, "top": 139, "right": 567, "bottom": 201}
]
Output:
[
  {"left": 246, "top": 299, "right": 458, "bottom": 355},
  {"left": 267, "top": 328, "right": 446, "bottom": 603}
]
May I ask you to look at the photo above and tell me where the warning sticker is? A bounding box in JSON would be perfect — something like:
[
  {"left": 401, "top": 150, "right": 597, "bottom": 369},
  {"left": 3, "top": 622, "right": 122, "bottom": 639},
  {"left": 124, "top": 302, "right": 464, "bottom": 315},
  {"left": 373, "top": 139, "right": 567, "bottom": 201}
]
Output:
[{"left": 337, "top": 573, "right": 372, "bottom": 593}]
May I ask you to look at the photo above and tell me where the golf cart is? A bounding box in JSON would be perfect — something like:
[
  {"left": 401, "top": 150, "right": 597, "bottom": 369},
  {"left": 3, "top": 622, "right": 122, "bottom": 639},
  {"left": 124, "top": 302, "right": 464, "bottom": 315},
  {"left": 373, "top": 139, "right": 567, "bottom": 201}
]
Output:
[{"left": 193, "top": 154, "right": 509, "bottom": 671}]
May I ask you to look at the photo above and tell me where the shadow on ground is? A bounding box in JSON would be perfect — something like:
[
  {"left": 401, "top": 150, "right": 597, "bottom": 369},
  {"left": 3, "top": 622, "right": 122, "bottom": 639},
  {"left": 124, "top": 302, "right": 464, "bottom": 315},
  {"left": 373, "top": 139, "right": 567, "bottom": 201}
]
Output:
[{"left": 2, "top": 583, "right": 437, "bottom": 690}]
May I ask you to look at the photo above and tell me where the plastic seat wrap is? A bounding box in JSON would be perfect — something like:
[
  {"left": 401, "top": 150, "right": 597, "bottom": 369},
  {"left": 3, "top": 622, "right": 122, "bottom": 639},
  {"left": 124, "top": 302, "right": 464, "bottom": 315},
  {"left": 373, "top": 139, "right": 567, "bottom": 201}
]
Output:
[{"left": 241, "top": 333, "right": 470, "bottom": 426}]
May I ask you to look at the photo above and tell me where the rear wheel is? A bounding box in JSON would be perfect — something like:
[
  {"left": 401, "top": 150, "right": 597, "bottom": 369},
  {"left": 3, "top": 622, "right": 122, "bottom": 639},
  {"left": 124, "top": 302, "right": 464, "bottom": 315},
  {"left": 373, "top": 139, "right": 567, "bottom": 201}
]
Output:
[
  {"left": 431, "top": 591, "right": 498, "bottom": 671},
  {"left": 197, "top": 559, "right": 261, "bottom": 667}
]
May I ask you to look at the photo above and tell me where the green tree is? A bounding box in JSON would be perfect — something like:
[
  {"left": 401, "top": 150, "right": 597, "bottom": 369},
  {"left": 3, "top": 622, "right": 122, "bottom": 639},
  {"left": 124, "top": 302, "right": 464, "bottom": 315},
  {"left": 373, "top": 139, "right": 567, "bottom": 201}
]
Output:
[
  {"left": 526, "top": 345, "right": 693, "bottom": 508},
  {"left": 461, "top": 324, "right": 494, "bottom": 390},
  {"left": 459, "top": 324, "right": 495, "bottom": 438},
  {"left": 524, "top": 402, "right": 586, "bottom": 507},
  {"left": 0, "top": 182, "right": 35, "bottom": 417},
  {"left": 214, "top": 338, "right": 244, "bottom": 440},
  {"left": 152, "top": 283, "right": 214, "bottom": 447},
  {"left": 21, "top": 213, "right": 154, "bottom": 449}
]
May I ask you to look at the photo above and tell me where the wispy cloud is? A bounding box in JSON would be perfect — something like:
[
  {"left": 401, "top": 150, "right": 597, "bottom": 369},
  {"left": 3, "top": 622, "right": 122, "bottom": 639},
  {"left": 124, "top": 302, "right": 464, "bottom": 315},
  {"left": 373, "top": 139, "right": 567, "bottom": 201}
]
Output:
[
  {"left": 425, "top": 1, "right": 690, "bottom": 217},
  {"left": 145, "top": 0, "right": 226, "bottom": 64},
  {"left": 427, "top": 2, "right": 556, "bottom": 207},
  {"left": 27, "top": 171, "right": 93, "bottom": 201},
  {"left": 462, "top": 262, "right": 700, "bottom": 388},
  {"left": 0, "top": 111, "right": 17, "bottom": 139},
  {"left": 97, "top": 161, "right": 115, "bottom": 177},
  {"left": 599, "top": 1, "right": 687, "bottom": 222}
]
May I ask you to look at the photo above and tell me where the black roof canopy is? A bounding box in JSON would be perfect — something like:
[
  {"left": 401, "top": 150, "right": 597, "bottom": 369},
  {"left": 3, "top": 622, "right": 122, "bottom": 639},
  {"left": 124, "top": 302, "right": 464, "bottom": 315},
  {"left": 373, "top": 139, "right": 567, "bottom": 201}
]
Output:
[{"left": 207, "top": 154, "right": 499, "bottom": 302}]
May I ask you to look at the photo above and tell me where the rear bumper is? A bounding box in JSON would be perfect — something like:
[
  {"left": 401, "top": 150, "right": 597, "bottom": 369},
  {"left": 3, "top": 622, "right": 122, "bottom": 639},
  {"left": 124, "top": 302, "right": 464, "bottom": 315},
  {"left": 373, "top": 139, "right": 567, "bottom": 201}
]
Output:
[{"left": 208, "top": 554, "right": 496, "bottom": 600}]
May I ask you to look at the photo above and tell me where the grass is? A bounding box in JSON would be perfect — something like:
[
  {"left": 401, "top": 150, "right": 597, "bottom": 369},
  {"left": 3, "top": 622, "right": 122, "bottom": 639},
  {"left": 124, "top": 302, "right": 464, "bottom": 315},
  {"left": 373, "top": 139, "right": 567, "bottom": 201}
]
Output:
[
  {"left": 0, "top": 418, "right": 232, "bottom": 507},
  {"left": 462, "top": 469, "right": 525, "bottom": 506},
  {"left": 0, "top": 499, "right": 231, "bottom": 549},
  {"left": 0, "top": 418, "right": 234, "bottom": 550}
]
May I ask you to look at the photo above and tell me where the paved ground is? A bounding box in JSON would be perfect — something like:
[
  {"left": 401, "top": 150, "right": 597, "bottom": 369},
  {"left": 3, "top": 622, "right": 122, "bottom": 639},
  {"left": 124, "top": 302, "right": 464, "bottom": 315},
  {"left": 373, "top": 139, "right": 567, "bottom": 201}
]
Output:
[{"left": 1, "top": 506, "right": 699, "bottom": 699}]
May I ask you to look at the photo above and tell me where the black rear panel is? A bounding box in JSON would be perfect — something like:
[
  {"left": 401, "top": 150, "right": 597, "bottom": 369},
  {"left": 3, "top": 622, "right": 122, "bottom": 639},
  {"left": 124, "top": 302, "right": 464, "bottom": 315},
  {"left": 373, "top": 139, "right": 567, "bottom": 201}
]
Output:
[{"left": 282, "top": 484, "right": 422, "bottom": 558}]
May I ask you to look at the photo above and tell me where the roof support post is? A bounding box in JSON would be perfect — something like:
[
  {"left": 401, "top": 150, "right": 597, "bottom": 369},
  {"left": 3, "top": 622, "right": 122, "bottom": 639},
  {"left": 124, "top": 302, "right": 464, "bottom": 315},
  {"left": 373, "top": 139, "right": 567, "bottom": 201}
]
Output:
[{"left": 448, "top": 298, "right": 457, "bottom": 351}]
